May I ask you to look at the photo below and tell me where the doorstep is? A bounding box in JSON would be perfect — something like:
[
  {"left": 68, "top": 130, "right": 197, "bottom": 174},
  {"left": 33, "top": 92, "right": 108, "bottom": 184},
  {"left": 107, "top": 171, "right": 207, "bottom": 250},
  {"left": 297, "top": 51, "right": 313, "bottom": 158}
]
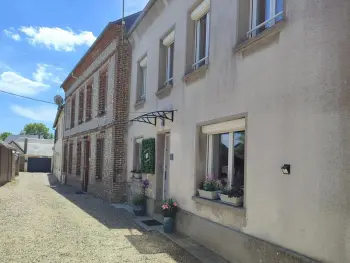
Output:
[{"left": 111, "top": 203, "right": 230, "bottom": 263}]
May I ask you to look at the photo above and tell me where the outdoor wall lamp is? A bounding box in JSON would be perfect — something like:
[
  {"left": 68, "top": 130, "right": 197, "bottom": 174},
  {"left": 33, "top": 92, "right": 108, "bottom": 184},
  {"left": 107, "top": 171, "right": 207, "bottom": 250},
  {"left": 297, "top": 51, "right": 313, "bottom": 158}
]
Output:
[{"left": 281, "top": 164, "right": 291, "bottom": 175}]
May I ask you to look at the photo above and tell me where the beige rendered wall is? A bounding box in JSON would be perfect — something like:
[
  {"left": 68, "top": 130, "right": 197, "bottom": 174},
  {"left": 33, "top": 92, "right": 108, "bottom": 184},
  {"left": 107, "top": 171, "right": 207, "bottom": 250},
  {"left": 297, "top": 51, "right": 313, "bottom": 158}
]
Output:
[
  {"left": 128, "top": 0, "right": 350, "bottom": 262},
  {"left": 53, "top": 113, "right": 64, "bottom": 182}
]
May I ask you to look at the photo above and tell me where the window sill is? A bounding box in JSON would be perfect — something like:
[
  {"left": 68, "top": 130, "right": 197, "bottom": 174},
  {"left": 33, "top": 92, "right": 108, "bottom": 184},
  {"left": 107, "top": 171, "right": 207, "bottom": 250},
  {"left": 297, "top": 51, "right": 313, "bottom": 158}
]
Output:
[
  {"left": 134, "top": 98, "right": 145, "bottom": 110},
  {"left": 192, "top": 196, "right": 246, "bottom": 217},
  {"left": 235, "top": 20, "right": 286, "bottom": 55},
  {"left": 156, "top": 83, "right": 173, "bottom": 99},
  {"left": 183, "top": 64, "right": 208, "bottom": 84}
]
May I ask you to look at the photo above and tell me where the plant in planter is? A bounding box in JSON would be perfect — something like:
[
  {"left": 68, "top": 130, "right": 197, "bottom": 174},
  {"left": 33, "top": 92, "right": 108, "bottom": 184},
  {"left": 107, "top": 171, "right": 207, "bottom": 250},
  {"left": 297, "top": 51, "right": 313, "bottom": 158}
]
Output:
[
  {"left": 161, "top": 198, "right": 178, "bottom": 233},
  {"left": 132, "top": 179, "right": 149, "bottom": 216},
  {"left": 131, "top": 169, "right": 142, "bottom": 179},
  {"left": 219, "top": 187, "right": 244, "bottom": 207},
  {"left": 197, "top": 177, "right": 222, "bottom": 200}
]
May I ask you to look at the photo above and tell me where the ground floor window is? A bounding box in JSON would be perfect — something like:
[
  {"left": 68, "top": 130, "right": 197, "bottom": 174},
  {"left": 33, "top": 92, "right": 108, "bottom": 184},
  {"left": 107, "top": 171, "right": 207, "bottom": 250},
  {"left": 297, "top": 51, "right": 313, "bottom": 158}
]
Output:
[
  {"left": 133, "top": 137, "right": 143, "bottom": 171},
  {"left": 202, "top": 118, "right": 246, "bottom": 191}
]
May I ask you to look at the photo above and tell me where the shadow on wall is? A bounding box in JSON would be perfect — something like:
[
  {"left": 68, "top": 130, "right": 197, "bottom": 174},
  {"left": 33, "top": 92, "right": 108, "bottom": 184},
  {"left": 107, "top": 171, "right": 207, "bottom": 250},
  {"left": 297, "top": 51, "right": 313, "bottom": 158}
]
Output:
[{"left": 45, "top": 173, "right": 200, "bottom": 263}]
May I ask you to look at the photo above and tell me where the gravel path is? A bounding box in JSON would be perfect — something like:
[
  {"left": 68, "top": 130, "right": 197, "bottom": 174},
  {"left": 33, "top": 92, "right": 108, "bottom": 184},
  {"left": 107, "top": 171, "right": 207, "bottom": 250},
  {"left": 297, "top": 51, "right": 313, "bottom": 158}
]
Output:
[{"left": 0, "top": 173, "right": 200, "bottom": 263}]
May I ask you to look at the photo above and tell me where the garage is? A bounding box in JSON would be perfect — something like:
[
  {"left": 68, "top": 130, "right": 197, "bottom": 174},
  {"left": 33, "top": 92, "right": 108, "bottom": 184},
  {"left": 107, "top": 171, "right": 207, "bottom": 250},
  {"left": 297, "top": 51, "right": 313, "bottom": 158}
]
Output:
[{"left": 27, "top": 158, "right": 51, "bottom": 173}]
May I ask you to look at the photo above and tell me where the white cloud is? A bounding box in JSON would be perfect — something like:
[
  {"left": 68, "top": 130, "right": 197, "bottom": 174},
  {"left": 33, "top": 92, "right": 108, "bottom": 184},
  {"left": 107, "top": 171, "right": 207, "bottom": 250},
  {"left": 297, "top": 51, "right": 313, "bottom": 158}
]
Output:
[
  {"left": 0, "top": 64, "right": 64, "bottom": 96},
  {"left": 19, "top": 26, "right": 96, "bottom": 52},
  {"left": 0, "top": 71, "right": 48, "bottom": 96},
  {"left": 33, "top": 64, "right": 63, "bottom": 84},
  {"left": 10, "top": 105, "right": 57, "bottom": 122},
  {"left": 125, "top": 0, "right": 148, "bottom": 15},
  {"left": 3, "top": 28, "right": 21, "bottom": 41}
]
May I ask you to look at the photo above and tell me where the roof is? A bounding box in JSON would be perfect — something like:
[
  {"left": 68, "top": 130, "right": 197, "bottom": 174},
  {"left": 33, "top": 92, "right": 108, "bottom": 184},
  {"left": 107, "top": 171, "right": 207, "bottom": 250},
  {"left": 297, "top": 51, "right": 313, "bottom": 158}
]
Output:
[
  {"left": 53, "top": 105, "right": 64, "bottom": 128},
  {"left": 128, "top": 0, "right": 156, "bottom": 35},
  {"left": 15, "top": 138, "right": 54, "bottom": 156},
  {"left": 61, "top": 11, "right": 142, "bottom": 89},
  {"left": 8, "top": 141, "right": 24, "bottom": 153},
  {"left": 0, "top": 141, "right": 16, "bottom": 151}
]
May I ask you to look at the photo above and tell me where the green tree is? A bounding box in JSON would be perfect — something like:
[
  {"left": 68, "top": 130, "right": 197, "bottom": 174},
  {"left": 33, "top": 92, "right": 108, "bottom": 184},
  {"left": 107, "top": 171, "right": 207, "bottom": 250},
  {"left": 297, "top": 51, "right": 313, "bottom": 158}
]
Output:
[
  {"left": 0, "top": 132, "right": 12, "bottom": 141},
  {"left": 48, "top": 133, "right": 54, "bottom": 139},
  {"left": 23, "top": 123, "right": 51, "bottom": 139}
]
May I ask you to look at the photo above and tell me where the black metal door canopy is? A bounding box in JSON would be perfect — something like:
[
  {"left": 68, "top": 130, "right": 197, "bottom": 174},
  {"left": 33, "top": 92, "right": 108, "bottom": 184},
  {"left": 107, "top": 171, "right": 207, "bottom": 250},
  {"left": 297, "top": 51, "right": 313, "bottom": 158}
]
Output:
[{"left": 129, "top": 110, "right": 175, "bottom": 126}]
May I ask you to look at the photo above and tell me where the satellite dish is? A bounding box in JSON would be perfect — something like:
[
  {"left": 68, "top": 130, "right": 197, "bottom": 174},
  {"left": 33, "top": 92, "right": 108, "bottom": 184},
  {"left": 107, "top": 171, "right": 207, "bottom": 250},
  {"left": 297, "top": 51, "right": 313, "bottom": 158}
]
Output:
[{"left": 54, "top": 95, "right": 64, "bottom": 106}]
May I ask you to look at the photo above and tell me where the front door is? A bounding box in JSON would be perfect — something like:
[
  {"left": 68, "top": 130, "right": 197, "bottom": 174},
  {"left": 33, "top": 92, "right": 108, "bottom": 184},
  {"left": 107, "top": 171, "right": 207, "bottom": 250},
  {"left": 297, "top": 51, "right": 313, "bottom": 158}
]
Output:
[
  {"left": 82, "top": 140, "right": 90, "bottom": 192},
  {"left": 163, "top": 134, "right": 170, "bottom": 199}
]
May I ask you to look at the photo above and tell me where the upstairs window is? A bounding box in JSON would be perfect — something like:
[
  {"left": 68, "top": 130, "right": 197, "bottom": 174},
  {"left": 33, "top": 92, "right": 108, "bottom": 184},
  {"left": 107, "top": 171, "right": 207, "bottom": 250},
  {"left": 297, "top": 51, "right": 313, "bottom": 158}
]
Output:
[
  {"left": 78, "top": 89, "right": 84, "bottom": 124},
  {"left": 71, "top": 96, "right": 76, "bottom": 128},
  {"left": 191, "top": 0, "right": 210, "bottom": 69},
  {"left": 163, "top": 31, "right": 175, "bottom": 85},
  {"left": 138, "top": 56, "right": 147, "bottom": 101},
  {"left": 98, "top": 70, "right": 108, "bottom": 115},
  {"left": 86, "top": 84, "right": 92, "bottom": 121},
  {"left": 247, "top": 0, "right": 284, "bottom": 38}
]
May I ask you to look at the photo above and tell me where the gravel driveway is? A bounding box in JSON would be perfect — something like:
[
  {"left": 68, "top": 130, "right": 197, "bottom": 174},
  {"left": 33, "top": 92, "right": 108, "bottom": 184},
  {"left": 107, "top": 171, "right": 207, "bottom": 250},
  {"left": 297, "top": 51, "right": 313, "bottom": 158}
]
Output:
[{"left": 0, "top": 173, "right": 200, "bottom": 263}]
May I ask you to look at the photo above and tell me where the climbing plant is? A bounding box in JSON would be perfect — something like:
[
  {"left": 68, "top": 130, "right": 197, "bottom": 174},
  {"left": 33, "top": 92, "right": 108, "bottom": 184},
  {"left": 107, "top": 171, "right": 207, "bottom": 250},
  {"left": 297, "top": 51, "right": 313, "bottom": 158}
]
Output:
[{"left": 141, "top": 138, "right": 155, "bottom": 174}]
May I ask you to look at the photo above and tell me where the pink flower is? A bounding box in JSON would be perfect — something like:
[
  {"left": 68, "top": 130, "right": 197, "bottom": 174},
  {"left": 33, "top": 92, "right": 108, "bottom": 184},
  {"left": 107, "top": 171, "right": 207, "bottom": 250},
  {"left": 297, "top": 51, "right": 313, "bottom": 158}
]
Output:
[
  {"left": 162, "top": 204, "right": 169, "bottom": 210},
  {"left": 173, "top": 202, "right": 177, "bottom": 207}
]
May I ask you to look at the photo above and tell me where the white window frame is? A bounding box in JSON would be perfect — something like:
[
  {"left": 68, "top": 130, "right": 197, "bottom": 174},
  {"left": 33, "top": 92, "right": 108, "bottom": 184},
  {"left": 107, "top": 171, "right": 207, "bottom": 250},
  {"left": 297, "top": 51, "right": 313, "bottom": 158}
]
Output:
[
  {"left": 165, "top": 43, "right": 174, "bottom": 85},
  {"left": 193, "top": 11, "right": 210, "bottom": 69},
  {"left": 138, "top": 57, "right": 147, "bottom": 100},
  {"left": 203, "top": 119, "right": 245, "bottom": 187},
  {"left": 247, "top": 0, "right": 284, "bottom": 38}
]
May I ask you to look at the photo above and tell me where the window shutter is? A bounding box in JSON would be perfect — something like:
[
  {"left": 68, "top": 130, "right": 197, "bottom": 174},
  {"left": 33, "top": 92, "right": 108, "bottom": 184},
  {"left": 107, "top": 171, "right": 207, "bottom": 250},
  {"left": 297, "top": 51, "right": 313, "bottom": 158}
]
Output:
[
  {"left": 191, "top": 0, "right": 210, "bottom": 21},
  {"left": 163, "top": 30, "right": 175, "bottom": 46},
  {"left": 202, "top": 118, "right": 246, "bottom": 134}
]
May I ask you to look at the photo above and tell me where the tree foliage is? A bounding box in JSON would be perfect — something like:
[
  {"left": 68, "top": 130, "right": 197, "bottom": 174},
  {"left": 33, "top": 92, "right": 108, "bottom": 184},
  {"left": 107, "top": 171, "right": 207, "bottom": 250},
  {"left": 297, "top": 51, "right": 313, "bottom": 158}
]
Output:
[
  {"left": 23, "top": 123, "right": 52, "bottom": 139},
  {"left": 0, "top": 132, "right": 12, "bottom": 141}
]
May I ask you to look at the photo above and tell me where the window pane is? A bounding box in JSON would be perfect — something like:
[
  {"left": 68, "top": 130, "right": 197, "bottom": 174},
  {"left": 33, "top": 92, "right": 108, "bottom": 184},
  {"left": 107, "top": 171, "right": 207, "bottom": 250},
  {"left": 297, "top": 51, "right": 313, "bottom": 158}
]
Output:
[
  {"left": 169, "top": 43, "right": 174, "bottom": 79},
  {"left": 219, "top": 133, "right": 229, "bottom": 183},
  {"left": 276, "top": 0, "right": 283, "bottom": 22},
  {"left": 199, "top": 14, "right": 207, "bottom": 61},
  {"left": 233, "top": 131, "right": 245, "bottom": 189}
]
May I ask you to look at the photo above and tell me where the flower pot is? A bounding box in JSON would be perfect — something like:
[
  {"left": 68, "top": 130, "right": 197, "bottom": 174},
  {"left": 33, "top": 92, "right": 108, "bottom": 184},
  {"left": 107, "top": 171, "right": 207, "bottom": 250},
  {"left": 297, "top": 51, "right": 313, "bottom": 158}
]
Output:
[
  {"left": 133, "top": 173, "right": 142, "bottom": 179},
  {"left": 219, "top": 194, "right": 243, "bottom": 206},
  {"left": 133, "top": 205, "right": 146, "bottom": 216},
  {"left": 163, "top": 217, "right": 175, "bottom": 233},
  {"left": 197, "top": 189, "right": 219, "bottom": 200}
]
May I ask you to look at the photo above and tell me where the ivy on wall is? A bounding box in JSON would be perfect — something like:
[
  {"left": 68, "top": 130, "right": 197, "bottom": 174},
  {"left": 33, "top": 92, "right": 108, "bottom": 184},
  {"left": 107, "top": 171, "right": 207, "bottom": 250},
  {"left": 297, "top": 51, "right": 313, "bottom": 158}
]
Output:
[{"left": 141, "top": 138, "right": 155, "bottom": 174}]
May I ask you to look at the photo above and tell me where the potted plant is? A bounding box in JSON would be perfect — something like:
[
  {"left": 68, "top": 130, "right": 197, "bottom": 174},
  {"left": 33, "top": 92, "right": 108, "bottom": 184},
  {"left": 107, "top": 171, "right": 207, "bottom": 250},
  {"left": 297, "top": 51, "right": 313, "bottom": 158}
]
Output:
[
  {"left": 219, "top": 187, "right": 244, "bottom": 206},
  {"left": 131, "top": 169, "right": 142, "bottom": 179},
  {"left": 161, "top": 198, "right": 178, "bottom": 233},
  {"left": 197, "top": 178, "right": 221, "bottom": 200},
  {"left": 132, "top": 179, "right": 149, "bottom": 216},
  {"left": 132, "top": 195, "right": 146, "bottom": 216}
]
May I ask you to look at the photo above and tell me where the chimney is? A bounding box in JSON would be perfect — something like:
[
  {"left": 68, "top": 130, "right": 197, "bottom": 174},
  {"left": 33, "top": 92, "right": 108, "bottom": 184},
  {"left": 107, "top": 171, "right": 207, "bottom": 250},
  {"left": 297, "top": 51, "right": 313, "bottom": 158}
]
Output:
[{"left": 24, "top": 138, "right": 28, "bottom": 154}]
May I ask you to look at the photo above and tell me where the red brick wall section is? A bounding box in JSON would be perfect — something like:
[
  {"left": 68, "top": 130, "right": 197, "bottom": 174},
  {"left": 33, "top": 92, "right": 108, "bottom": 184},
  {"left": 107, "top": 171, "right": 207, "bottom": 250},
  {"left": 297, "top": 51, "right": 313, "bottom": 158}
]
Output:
[
  {"left": 76, "top": 141, "right": 82, "bottom": 176},
  {"left": 111, "top": 38, "right": 131, "bottom": 202},
  {"left": 98, "top": 70, "right": 107, "bottom": 115},
  {"left": 71, "top": 96, "right": 76, "bottom": 128},
  {"left": 78, "top": 90, "right": 84, "bottom": 124},
  {"left": 86, "top": 84, "right": 92, "bottom": 121}
]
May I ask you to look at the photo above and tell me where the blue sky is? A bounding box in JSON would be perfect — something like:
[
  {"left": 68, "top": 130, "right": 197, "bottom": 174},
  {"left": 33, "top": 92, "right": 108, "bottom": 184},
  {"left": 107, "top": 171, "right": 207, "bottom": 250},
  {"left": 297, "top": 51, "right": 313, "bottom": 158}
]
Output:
[{"left": 0, "top": 0, "right": 147, "bottom": 134}]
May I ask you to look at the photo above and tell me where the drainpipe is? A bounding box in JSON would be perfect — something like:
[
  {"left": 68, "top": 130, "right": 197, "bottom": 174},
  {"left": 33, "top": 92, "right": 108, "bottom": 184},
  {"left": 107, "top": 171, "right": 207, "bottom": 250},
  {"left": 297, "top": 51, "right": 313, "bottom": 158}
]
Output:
[{"left": 24, "top": 138, "right": 28, "bottom": 154}]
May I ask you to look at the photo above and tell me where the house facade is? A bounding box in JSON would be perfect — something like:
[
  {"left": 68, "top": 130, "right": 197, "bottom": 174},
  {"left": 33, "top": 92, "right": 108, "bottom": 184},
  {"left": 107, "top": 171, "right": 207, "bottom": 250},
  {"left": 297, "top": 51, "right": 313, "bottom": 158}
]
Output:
[
  {"left": 0, "top": 141, "right": 17, "bottom": 185},
  {"left": 127, "top": 0, "right": 350, "bottom": 262},
  {"left": 53, "top": 105, "right": 64, "bottom": 182},
  {"left": 61, "top": 12, "right": 140, "bottom": 202}
]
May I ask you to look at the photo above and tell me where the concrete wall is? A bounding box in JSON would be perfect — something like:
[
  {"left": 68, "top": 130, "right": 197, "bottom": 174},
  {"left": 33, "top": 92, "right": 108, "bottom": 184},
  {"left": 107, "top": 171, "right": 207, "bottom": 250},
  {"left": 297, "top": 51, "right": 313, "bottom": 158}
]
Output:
[
  {"left": 127, "top": 0, "right": 350, "bottom": 262},
  {"left": 53, "top": 111, "right": 64, "bottom": 182}
]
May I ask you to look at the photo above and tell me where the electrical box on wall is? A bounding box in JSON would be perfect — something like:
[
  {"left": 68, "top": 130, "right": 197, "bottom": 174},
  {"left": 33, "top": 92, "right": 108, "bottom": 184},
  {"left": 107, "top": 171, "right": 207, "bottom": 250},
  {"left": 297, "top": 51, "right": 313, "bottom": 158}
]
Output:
[{"left": 170, "top": 153, "right": 174, "bottom": 160}]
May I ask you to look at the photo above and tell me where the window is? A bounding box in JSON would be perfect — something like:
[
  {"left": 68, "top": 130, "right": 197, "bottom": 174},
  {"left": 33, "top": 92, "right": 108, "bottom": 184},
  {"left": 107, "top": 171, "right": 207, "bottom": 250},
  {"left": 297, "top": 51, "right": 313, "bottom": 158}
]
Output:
[
  {"left": 138, "top": 57, "right": 147, "bottom": 100},
  {"left": 63, "top": 143, "right": 68, "bottom": 172},
  {"left": 68, "top": 142, "right": 73, "bottom": 174},
  {"left": 191, "top": 0, "right": 210, "bottom": 69},
  {"left": 248, "top": 0, "right": 284, "bottom": 38},
  {"left": 98, "top": 71, "right": 108, "bottom": 115},
  {"left": 134, "top": 137, "right": 143, "bottom": 171},
  {"left": 162, "top": 30, "right": 175, "bottom": 85},
  {"left": 86, "top": 84, "right": 92, "bottom": 121},
  {"left": 76, "top": 141, "right": 82, "bottom": 176},
  {"left": 78, "top": 89, "right": 84, "bottom": 124},
  {"left": 95, "top": 137, "right": 104, "bottom": 180},
  {"left": 203, "top": 119, "right": 246, "bottom": 202},
  {"left": 71, "top": 96, "right": 76, "bottom": 128}
]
